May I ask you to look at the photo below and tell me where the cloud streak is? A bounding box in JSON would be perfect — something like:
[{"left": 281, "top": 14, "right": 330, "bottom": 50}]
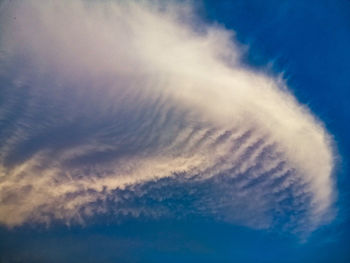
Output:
[{"left": 0, "top": 0, "right": 336, "bottom": 234}]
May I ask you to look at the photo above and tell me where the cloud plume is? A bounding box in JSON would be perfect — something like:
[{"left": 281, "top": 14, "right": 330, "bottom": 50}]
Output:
[{"left": 0, "top": 0, "right": 336, "bottom": 234}]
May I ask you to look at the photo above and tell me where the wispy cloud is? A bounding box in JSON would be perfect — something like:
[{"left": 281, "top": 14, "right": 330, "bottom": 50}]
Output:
[{"left": 0, "top": 0, "right": 336, "bottom": 234}]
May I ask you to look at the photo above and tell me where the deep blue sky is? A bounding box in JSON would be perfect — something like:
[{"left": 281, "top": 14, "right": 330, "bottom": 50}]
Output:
[
  {"left": 202, "top": 1, "right": 350, "bottom": 261},
  {"left": 1, "top": 0, "right": 349, "bottom": 262}
]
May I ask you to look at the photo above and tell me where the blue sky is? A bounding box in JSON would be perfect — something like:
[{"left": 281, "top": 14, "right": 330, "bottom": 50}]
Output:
[
  {"left": 0, "top": 0, "right": 349, "bottom": 262},
  {"left": 205, "top": 1, "right": 350, "bottom": 261}
]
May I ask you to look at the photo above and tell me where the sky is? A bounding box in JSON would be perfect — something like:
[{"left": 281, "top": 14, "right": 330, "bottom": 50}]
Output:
[{"left": 0, "top": 0, "right": 349, "bottom": 262}]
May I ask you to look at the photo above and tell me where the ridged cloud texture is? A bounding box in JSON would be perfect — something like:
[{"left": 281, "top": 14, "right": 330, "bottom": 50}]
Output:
[{"left": 0, "top": 0, "right": 336, "bottom": 234}]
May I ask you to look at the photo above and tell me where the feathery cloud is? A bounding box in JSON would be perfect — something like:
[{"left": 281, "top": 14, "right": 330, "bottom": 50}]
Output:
[{"left": 0, "top": 0, "right": 336, "bottom": 234}]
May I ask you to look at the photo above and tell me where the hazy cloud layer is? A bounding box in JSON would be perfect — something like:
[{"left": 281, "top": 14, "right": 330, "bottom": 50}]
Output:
[{"left": 0, "top": 0, "right": 336, "bottom": 234}]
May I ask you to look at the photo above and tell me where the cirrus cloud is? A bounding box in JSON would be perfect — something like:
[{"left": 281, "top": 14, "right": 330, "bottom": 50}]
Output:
[{"left": 0, "top": 0, "right": 336, "bottom": 234}]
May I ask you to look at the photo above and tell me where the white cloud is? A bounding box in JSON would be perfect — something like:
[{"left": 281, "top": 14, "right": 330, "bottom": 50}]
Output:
[{"left": 0, "top": 0, "right": 336, "bottom": 234}]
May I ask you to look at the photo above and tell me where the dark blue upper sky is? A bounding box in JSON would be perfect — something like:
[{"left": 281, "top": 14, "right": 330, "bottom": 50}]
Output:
[
  {"left": 0, "top": 0, "right": 349, "bottom": 262},
  {"left": 202, "top": 1, "right": 350, "bottom": 261}
]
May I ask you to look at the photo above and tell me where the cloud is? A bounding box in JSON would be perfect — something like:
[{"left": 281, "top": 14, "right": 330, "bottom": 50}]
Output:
[{"left": 0, "top": 0, "right": 336, "bottom": 234}]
